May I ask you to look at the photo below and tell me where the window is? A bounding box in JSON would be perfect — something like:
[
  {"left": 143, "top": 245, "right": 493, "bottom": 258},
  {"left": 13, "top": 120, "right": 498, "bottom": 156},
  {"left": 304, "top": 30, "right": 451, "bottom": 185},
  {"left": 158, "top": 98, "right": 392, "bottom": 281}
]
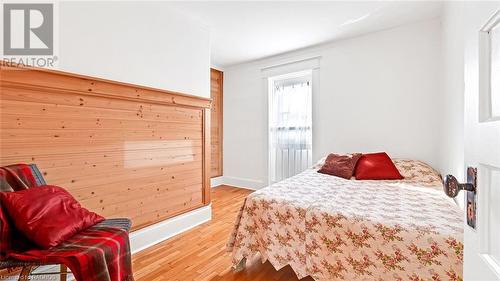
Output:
[{"left": 268, "top": 70, "right": 312, "bottom": 183}]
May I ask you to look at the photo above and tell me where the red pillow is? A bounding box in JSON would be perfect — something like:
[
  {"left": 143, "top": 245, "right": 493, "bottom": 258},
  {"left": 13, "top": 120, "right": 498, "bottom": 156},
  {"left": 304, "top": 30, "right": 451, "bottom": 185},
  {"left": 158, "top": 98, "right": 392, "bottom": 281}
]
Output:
[
  {"left": 0, "top": 208, "right": 33, "bottom": 259},
  {"left": 318, "top": 153, "right": 362, "bottom": 179},
  {"left": 0, "top": 207, "right": 13, "bottom": 258},
  {"left": 354, "top": 152, "right": 404, "bottom": 180},
  {"left": 0, "top": 185, "right": 104, "bottom": 248}
]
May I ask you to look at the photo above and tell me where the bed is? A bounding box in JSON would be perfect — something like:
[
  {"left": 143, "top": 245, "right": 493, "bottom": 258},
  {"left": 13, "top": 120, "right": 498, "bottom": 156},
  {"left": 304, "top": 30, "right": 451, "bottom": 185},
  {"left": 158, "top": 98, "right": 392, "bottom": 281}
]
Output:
[{"left": 227, "top": 159, "right": 463, "bottom": 281}]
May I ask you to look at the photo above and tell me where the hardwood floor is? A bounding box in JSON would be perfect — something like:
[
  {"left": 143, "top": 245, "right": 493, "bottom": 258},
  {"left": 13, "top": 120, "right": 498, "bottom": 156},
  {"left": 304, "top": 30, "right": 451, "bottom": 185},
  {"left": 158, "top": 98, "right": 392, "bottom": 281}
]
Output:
[{"left": 132, "top": 185, "right": 314, "bottom": 281}]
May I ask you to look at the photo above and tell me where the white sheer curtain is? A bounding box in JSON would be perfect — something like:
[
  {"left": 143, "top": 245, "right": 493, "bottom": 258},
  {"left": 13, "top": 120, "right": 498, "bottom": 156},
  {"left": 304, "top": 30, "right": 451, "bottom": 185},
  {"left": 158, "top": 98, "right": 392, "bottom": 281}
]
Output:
[{"left": 269, "top": 72, "right": 312, "bottom": 183}]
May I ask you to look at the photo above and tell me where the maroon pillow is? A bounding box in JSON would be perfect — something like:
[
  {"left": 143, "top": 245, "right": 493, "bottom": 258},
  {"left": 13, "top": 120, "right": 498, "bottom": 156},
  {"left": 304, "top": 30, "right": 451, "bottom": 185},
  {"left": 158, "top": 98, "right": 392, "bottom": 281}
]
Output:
[
  {"left": 318, "top": 153, "right": 362, "bottom": 179},
  {"left": 354, "top": 152, "right": 404, "bottom": 180},
  {"left": 0, "top": 185, "right": 104, "bottom": 248}
]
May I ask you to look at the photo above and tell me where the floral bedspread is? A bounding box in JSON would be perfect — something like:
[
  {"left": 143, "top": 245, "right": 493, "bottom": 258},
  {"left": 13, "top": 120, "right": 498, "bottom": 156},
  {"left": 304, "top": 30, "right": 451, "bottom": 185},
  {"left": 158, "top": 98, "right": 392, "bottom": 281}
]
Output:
[{"left": 227, "top": 160, "right": 463, "bottom": 281}]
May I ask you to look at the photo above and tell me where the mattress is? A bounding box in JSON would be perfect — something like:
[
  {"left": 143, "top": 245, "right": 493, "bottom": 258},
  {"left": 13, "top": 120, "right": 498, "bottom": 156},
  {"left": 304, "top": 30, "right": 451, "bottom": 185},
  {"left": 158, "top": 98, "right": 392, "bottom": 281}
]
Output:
[{"left": 227, "top": 159, "right": 463, "bottom": 281}]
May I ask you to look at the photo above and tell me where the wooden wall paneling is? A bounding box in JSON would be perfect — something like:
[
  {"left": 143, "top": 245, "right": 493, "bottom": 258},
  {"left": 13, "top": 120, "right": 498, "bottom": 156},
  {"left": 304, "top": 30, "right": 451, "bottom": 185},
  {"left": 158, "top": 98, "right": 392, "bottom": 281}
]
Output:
[
  {"left": 0, "top": 63, "right": 212, "bottom": 230},
  {"left": 210, "top": 68, "right": 223, "bottom": 177}
]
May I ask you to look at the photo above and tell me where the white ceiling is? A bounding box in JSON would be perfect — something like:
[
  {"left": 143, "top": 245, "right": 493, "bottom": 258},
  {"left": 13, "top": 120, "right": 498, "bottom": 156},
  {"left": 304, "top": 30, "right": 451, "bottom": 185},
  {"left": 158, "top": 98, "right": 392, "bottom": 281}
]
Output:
[{"left": 167, "top": 1, "right": 443, "bottom": 67}]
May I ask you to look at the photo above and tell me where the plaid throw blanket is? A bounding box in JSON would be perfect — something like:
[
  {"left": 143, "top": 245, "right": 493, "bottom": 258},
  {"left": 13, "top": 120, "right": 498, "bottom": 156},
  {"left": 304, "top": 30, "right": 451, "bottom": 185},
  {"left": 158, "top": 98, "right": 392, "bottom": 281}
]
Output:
[
  {"left": 0, "top": 164, "right": 134, "bottom": 281},
  {"left": 0, "top": 164, "right": 38, "bottom": 191},
  {"left": 7, "top": 224, "right": 134, "bottom": 281}
]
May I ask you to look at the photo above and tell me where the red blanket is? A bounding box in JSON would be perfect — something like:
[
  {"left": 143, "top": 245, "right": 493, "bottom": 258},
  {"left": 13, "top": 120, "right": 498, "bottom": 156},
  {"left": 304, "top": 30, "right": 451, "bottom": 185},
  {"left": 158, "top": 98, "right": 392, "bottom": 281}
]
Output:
[{"left": 0, "top": 164, "right": 134, "bottom": 281}]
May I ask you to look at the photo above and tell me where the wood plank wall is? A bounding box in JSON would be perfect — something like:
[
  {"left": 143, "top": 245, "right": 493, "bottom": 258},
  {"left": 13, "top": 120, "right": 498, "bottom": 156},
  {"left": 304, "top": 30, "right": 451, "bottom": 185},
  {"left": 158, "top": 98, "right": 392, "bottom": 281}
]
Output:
[
  {"left": 210, "top": 69, "right": 223, "bottom": 178},
  {"left": 0, "top": 63, "right": 211, "bottom": 230}
]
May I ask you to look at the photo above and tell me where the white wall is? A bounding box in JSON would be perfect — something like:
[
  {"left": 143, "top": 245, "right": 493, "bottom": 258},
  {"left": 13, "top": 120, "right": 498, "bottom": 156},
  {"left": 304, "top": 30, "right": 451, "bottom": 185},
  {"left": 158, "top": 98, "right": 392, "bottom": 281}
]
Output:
[
  {"left": 58, "top": 2, "right": 210, "bottom": 98},
  {"left": 439, "top": 2, "right": 466, "bottom": 205},
  {"left": 223, "top": 20, "right": 443, "bottom": 189}
]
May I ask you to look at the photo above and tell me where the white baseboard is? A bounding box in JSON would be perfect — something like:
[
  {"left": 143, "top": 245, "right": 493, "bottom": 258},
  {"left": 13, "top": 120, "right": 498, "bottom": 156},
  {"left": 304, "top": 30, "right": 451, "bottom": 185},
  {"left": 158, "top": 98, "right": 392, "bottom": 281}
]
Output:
[
  {"left": 210, "top": 176, "right": 224, "bottom": 187},
  {"left": 130, "top": 204, "right": 212, "bottom": 253},
  {"left": 211, "top": 175, "right": 266, "bottom": 190},
  {"left": 215, "top": 176, "right": 265, "bottom": 190}
]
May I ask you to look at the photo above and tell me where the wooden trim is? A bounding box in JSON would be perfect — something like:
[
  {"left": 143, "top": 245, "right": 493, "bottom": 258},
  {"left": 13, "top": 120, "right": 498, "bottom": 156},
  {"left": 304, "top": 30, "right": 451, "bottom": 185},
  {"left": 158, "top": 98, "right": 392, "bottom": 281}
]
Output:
[
  {"left": 210, "top": 68, "right": 223, "bottom": 177},
  {"left": 60, "top": 265, "right": 67, "bottom": 281},
  {"left": 202, "top": 108, "right": 211, "bottom": 204},
  {"left": 0, "top": 62, "right": 211, "bottom": 109},
  {"left": 0, "top": 63, "right": 212, "bottom": 230},
  {"left": 18, "top": 266, "right": 33, "bottom": 281},
  {"left": 219, "top": 71, "right": 224, "bottom": 176}
]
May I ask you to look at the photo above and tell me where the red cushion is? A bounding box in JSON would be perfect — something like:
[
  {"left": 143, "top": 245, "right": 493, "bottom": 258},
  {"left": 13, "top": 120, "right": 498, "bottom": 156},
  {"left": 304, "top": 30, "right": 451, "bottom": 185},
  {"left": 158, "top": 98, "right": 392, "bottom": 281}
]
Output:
[
  {"left": 354, "top": 152, "right": 404, "bottom": 180},
  {"left": 0, "top": 185, "right": 104, "bottom": 248}
]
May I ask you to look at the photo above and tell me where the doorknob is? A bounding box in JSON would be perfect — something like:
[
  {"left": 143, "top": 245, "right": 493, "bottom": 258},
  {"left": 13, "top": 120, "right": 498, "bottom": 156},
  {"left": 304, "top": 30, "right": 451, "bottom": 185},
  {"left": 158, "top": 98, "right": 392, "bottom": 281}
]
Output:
[{"left": 444, "top": 167, "right": 477, "bottom": 198}]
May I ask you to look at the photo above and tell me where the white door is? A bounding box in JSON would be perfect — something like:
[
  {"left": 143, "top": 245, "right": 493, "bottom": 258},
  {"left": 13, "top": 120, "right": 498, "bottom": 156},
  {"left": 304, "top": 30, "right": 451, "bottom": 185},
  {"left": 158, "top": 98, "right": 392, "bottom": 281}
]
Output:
[{"left": 463, "top": 2, "right": 500, "bottom": 280}]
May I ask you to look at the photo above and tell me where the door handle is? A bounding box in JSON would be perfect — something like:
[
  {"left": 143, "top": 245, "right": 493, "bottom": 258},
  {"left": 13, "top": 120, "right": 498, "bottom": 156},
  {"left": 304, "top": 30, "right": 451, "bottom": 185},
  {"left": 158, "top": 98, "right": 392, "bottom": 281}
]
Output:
[{"left": 444, "top": 167, "right": 477, "bottom": 198}]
